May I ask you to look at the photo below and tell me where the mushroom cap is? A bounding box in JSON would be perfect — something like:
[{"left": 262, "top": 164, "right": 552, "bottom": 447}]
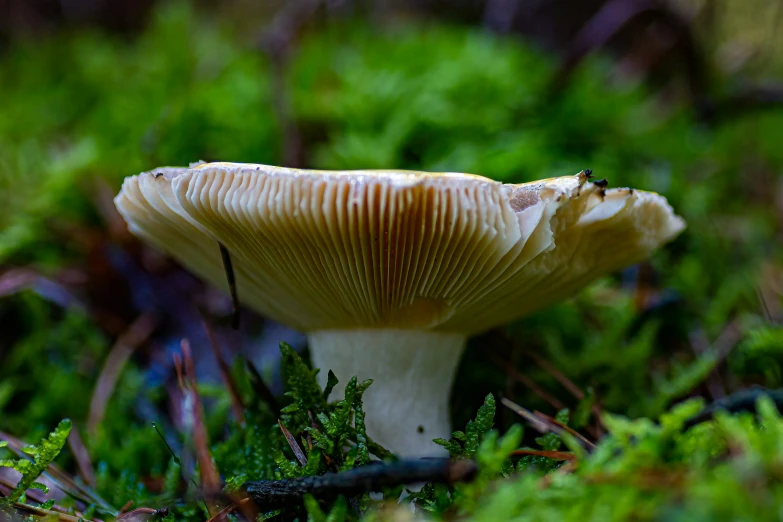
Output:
[{"left": 115, "top": 162, "right": 685, "bottom": 334}]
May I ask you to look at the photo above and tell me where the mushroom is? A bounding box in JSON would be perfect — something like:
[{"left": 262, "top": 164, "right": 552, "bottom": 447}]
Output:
[{"left": 115, "top": 162, "right": 685, "bottom": 457}]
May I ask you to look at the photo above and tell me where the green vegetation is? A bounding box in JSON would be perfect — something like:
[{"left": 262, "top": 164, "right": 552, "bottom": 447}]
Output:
[
  {"left": 1, "top": 1, "right": 782, "bottom": 520},
  {"left": 0, "top": 419, "right": 71, "bottom": 507}
]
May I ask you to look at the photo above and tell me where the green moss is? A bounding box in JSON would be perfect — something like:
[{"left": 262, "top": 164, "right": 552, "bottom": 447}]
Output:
[
  {"left": 1, "top": 2, "right": 783, "bottom": 520},
  {"left": 0, "top": 419, "right": 71, "bottom": 507}
]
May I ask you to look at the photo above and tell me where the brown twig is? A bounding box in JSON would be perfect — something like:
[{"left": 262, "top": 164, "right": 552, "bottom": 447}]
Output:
[
  {"left": 489, "top": 353, "right": 566, "bottom": 410},
  {"left": 488, "top": 328, "right": 604, "bottom": 436},
  {"left": 689, "top": 320, "right": 743, "bottom": 400},
  {"left": 88, "top": 314, "right": 158, "bottom": 435},
  {"left": 68, "top": 426, "right": 96, "bottom": 486},
  {"left": 0, "top": 267, "right": 83, "bottom": 309},
  {"left": 177, "top": 340, "right": 222, "bottom": 501},
  {"left": 501, "top": 397, "right": 596, "bottom": 452},
  {"left": 116, "top": 507, "right": 157, "bottom": 521},
  {"left": 522, "top": 350, "right": 584, "bottom": 400},
  {"left": 511, "top": 449, "right": 577, "bottom": 461},
  {"left": 119, "top": 500, "right": 134, "bottom": 514},
  {"left": 200, "top": 313, "right": 245, "bottom": 423},
  {"left": 8, "top": 502, "right": 88, "bottom": 522},
  {"left": 521, "top": 349, "right": 605, "bottom": 437},
  {"left": 534, "top": 410, "right": 596, "bottom": 451},
  {"left": 0, "top": 268, "right": 37, "bottom": 297},
  {"left": 205, "top": 498, "right": 252, "bottom": 522},
  {"left": 278, "top": 420, "right": 308, "bottom": 467},
  {"left": 500, "top": 397, "right": 550, "bottom": 433}
]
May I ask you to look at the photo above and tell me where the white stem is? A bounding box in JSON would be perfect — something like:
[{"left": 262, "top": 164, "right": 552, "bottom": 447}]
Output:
[{"left": 308, "top": 329, "right": 466, "bottom": 458}]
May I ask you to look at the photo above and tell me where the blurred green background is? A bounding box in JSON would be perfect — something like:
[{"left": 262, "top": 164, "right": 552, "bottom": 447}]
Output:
[{"left": 0, "top": 0, "right": 782, "bottom": 519}]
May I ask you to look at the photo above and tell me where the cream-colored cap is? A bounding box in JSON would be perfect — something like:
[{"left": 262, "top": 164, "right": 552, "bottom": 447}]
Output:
[{"left": 115, "top": 162, "right": 684, "bottom": 333}]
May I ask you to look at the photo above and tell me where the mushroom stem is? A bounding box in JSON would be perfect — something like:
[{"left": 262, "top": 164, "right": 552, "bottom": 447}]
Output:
[{"left": 308, "top": 329, "right": 466, "bottom": 457}]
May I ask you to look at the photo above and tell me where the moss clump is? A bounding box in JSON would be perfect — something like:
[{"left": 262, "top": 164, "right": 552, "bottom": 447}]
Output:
[{"left": 0, "top": 419, "right": 71, "bottom": 513}]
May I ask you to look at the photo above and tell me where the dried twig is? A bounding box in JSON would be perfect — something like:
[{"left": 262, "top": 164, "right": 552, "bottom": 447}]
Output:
[
  {"left": 116, "top": 507, "right": 157, "bottom": 521},
  {"left": 511, "top": 449, "right": 576, "bottom": 461},
  {"left": 520, "top": 349, "right": 605, "bottom": 437},
  {"left": 243, "top": 459, "right": 477, "bottom": 509},
  {"left": 5, "top": 502, "right": 87, "bottom": 522},
  {"left": 176, "top": 340, "right": 222, "bottom": 498},
  {"left": 118, "top": 500, "right": 134, "bottom": 514},
  {"left": 200, "top": 313, "right": 245, "bottom": 423},
  {"left": 0, "top": 267, "right": 82, "bottom": 308},
  {"left": 278, "top": 420, "right": 308, "bottom": 467},
  {"left": 205, "top": 498, "right": 252, "bottom": 522},
  {"left": 501, "top": 397, "right": 596, "bottom": 452},
  {"left": 487, "top": 328, "right": 604, "bottom": 436},
  {"left": 689, "top": 320, "right": 743, "bottom": 400},
  {"left": 500, "top": 397, "right": 550, "bottom": 433},
  {"left": 534, "top": 410, "right": 596, "bottom": 451},
  {"left": 489, "top": 354, "right": 566, "bottom": 410},
  {"left": 88, "top": 314, "right": 158, "bottom": 434},
  {"left": 523, "top": 350, "right": 584, "bottom": 400},
  {"left": 68, "top": 426, "right": 96, "bottom": 486},
  {"left": 0, "top": 268, "right": 37, "bottom": 297}
]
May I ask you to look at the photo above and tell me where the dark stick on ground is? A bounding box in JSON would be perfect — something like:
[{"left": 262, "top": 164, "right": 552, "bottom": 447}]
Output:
[
  {"left": 218, "top": 242, "right": 240, "bottom": 330},
  {"left": 682, "top": 387, "right": 783, "bottom": 430},
  {"left": 243, "top": 459, "right": 477, "bottom": 509},
  {"left": 201, "top": 312, "right": 246, "bottom": 423}
]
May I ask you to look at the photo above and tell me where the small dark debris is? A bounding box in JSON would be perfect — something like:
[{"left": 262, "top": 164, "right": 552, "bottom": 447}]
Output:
[
  {"left": 593, "top": 178, "right": 608, "bottom": 188},
  {"left": 417, "top": 425, "right": 425, "bottom": 434},
  {"left": 584, "top": 169, "right": 593, "bottom": 178}
]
